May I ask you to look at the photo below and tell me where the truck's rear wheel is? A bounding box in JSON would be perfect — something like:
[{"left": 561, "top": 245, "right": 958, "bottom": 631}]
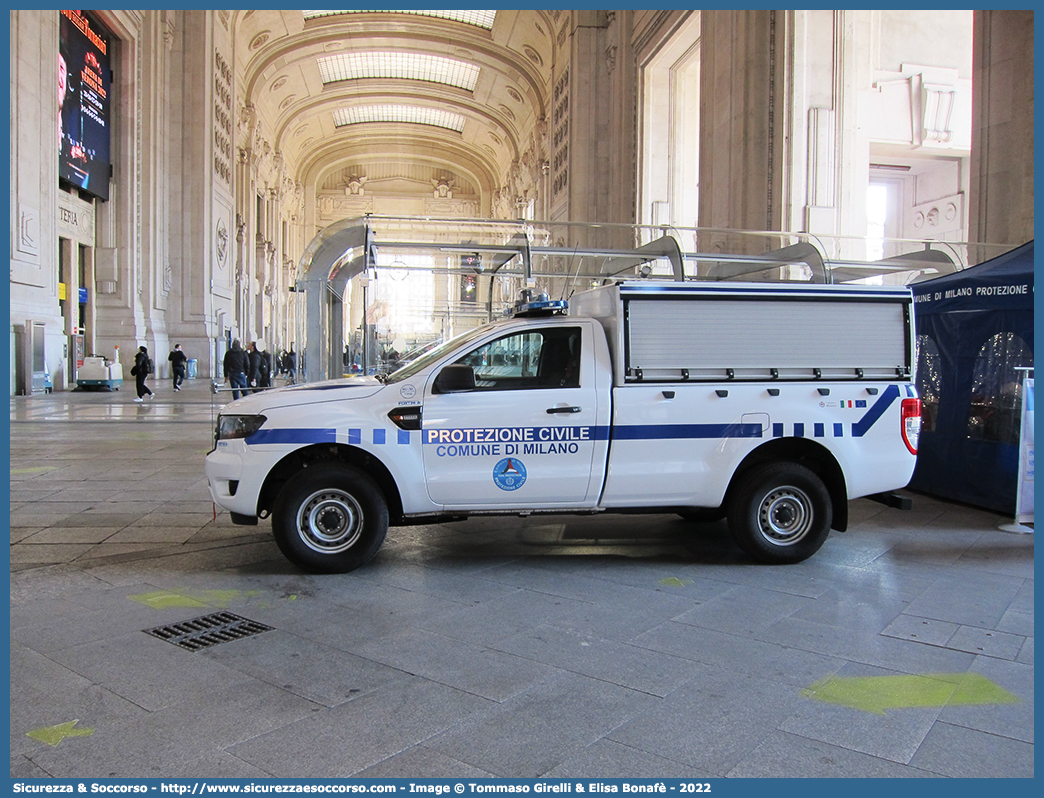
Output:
[
  {"left": 272, "top": 464, "right": 388, "bottom": 574},
  {"left": 727, "top": 462, "right": 831, "bottom": 564}
]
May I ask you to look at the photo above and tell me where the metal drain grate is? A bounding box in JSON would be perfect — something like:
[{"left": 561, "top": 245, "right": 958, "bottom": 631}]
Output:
[{"left": 143, "top": 611, "right": 273, "bottom": 651}]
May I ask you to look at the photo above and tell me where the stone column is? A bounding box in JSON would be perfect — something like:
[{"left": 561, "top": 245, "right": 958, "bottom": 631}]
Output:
[
  {"left": 556, "top": 10, "right": 638, "bottom": 245},
  {"left": 137, "top": 11, "right": 174, "bottom": 352},
  {"left": 175, "top": 9, "right": 234, "bottom": 379},
  {"left": 698, "top": 10, "right": 785, "bottom": 234},
  {"left": 970, "top": 10, "right": 1034, "bottom": 247}
]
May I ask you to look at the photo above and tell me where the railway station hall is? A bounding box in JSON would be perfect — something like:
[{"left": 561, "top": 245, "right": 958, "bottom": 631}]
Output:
[{"left": 8, "top": 9, "right": 1034, "bottom": 780}]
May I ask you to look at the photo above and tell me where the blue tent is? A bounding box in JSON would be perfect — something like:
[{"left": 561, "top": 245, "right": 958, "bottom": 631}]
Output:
[{"left": 909, "top": 242, "right": 1034, "bottom": 513}]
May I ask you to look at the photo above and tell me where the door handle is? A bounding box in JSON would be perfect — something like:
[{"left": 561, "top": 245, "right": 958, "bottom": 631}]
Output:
[{"left": 546, "top": 406, "right": 582, "bottom": 414}]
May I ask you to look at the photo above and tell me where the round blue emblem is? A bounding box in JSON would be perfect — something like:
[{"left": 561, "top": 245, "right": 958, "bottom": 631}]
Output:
[
  {"left": 399, "top": 384, "right": 417, "bottom": 399},
  {"left": 492, "top": 458, "right": 528, "bottom": 491}
]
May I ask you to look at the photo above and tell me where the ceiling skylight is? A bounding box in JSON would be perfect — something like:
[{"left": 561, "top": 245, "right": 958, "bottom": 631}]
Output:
[
  {"left": 317, "top": 52, "right": 480, "bottom": 91},
  {"left": 304, "top": 10, "right": 497, "bottom": 30},
  {"left": 333, "top": 104, "right": 466, "bottom": 133}
]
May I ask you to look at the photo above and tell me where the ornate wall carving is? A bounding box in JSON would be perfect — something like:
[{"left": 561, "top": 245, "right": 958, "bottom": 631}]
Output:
[
  {"left": 17, "top": 204, "right": 40, "bottom": 260},
  {"left": 318, "top": 193, "right": 375, "bottom": 219},
  {"left": 213, "top": 51, "right": 233, "bottom": 186},
  {"left": 215, "top": 217, "right": 229, "bottom": 269},
  {"left": 921, "top": 84, "right": 957, "bottom": 144},
  {"left": 552, "top": 70, "right": 570, "bottom": 198},
  {"left": 909, "top": 193, "right": 963, "bottom": 237},
  {"left": 424, "top": 198, "right": 480, "bottom": 216}
]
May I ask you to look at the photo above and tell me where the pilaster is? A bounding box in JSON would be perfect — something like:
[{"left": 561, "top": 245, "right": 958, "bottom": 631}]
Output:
[
  {"left": 970, "top": 10, "right": 1035, "bottom": 246},
  {"left": 554, "top": 10, "right": 638, "bottom": 242},
  {"left": 698, "top": 10, "right": 785, "bottom": 233}
]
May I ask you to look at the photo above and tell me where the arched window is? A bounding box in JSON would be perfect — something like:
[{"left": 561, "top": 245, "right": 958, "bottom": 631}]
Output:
[
  {"left": 915, "top": 334, "right": 943, "bottom": 433},
  {"left": 968, "top": 332, "right": 1033, "bottom": 443}
]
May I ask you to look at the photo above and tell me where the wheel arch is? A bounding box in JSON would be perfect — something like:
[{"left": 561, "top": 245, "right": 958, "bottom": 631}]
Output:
[
  {"left": 728, "top": 438, "right": 849, "bottom": 531},
  {"left": 257, "top": 444, "right": 404, "bottom": 523}
]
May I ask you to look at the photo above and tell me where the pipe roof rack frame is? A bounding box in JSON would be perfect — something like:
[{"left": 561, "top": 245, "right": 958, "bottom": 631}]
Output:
[{"left": 292, "top": 216, "right": 963, "bottom": 383}]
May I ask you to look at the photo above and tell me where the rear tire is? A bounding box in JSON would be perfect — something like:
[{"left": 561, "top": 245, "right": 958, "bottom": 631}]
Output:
[
  {"left": 272, "top": 464, "right": 388, "bottom": 574},
  {"left": 727, "top": 462, "right": 832, "bottom": 564}
]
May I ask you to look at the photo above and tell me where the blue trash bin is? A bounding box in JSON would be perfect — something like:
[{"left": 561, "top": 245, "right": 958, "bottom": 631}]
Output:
[{"left": 187, "top": 359, "right": 197, "bottom": 379}]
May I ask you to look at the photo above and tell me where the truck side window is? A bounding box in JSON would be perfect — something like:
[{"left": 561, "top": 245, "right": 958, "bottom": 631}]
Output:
[{"left": 455, "top": 326, "right": 581, "bottom": 390}]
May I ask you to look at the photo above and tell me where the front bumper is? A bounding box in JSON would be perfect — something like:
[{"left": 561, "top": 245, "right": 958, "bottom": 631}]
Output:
[{"left": 205, "top": 440, "right": 269, "bottom": 517}]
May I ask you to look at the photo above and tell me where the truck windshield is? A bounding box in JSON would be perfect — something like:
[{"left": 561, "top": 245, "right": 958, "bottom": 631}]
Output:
[{"left": 383, "top": 324, "right": 496, "bottom": 385}]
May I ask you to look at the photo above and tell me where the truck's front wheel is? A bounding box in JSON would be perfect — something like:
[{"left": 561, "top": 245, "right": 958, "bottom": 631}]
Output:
[
  {"left": 727, "top": 462, "right": 831, "bottom": 564},
  {"left": 272, "top": 464, "right": 388, "bottom": 574}
]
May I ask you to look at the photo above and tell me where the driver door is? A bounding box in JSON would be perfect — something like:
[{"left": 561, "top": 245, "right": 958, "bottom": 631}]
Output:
[{"left": 421, "top": 323, "right": 601, "bottom": 508}]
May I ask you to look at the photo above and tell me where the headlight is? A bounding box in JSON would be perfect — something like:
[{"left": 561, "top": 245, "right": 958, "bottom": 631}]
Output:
[{"left": 216, "top": 414, "right": 267, "bottom": 441}]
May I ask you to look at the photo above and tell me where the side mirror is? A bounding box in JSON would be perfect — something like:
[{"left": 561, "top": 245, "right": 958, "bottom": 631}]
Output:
[{"left": 433, "top": 364, "right": 477, "bottom": 394}]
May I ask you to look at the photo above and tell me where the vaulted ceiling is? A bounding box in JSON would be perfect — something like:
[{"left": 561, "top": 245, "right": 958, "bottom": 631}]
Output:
[{"left": 231, "top": 10, "right": 557, "bottom": 207}]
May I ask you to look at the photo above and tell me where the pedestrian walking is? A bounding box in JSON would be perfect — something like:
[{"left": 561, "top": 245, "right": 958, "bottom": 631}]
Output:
[
  {"left": 168, "top": 344, "right": 188, "bottom": 391},
  {"left": 256, "top": 342, "right": 272, "bottom": 389},
  {"left": 283, "top": 346, "right": 297, "bottom": 385},
  {"left": 247, "top": 341, "right": 262, "bottom": 393},
  {"left": 223, "top": 339, "right": 249, "bottom": 400},
  {"left": 132, "top": 346, "right": 154, "bottom": 401}
]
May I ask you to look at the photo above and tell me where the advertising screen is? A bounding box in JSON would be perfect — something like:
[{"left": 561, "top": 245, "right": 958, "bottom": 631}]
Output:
[{"left": 59, "top": 10, "right": 111, "bottom": 201}]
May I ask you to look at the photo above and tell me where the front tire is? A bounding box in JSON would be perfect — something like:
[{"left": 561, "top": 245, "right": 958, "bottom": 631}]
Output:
[
  {"left": 272, "top": 464, "right": 388, "bottom": 574},
  {"left": 727, "top": 462, "right": 832, "bottom": 564}
]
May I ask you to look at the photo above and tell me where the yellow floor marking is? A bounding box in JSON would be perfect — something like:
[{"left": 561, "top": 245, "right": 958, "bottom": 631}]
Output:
[
  {"left": 128, "top": 588, "right": 262, "bottom": 609},
  {"left": 802, "top": 672, "right": 1019, "bottom": 715},
  {"left": 128, "top": 590, "right": 208, "bottom": 609},
  {"left": 11, "top": 466, "right": 58, "bottom": 475},
  {"left": 27, "top": 720, "right": 94, "bottom": 746},
  {"left": 658, "top": 577, "right": 694, "bottom": 587}
]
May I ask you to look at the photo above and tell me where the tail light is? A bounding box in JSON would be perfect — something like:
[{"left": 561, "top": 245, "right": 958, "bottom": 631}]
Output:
[{"left": 901, "top": 398, "right": 921, "bottom": 455}]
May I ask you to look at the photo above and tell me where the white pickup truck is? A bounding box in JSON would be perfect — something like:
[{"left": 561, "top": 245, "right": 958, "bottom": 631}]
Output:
[{"left": 206, "top": 281, "right": 921, "bottom": 573}]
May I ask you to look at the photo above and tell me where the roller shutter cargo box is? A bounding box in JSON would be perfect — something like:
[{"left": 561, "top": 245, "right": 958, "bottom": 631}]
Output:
[{"left": 568, "top": 282, "right": 913, "bottom": 385}]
